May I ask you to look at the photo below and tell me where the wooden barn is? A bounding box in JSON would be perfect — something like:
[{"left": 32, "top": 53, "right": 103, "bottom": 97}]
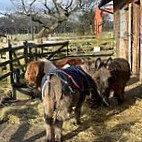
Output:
[{"left": 99, "top": 0, "right": 142, "bottom": 81}]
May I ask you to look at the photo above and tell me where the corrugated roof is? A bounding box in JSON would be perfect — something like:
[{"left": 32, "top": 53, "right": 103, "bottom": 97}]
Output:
[{"left": 99, "top": 0, "right": 112, "bottom": 7}]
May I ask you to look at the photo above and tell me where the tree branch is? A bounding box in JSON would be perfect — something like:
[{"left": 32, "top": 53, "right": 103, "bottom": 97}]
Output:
[
  {"left": 29, "top": 0, "right": 36, "bottom": 7},
  {"left": 0, "top": 12, "right": 14, "bottom": 19},
  {"left": 20, "top": 0, "right": 28, "bottom": 13},
  {"left": 43, "top": 0, "right": 51, "bottom": 14},
  {"left": 9, "top": 0, "right": 98, "bottom": 37},
  {"left": 65, "top": 0, "right": 73, "bottom": 9}
]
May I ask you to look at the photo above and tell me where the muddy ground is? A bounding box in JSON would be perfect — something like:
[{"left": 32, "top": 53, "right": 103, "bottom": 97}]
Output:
[{"left": 0, "top": 77, "right": 142, "bottom": 142}]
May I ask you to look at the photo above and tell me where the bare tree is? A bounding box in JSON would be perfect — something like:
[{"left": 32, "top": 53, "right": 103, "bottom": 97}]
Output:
[{"left": 10, "top": 0, "right": 99, "bottom": 37}]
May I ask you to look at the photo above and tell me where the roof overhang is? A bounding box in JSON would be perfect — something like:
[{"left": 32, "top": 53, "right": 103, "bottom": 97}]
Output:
[{"left": 99, "top": 0, "right": 112, "bottom": 8}]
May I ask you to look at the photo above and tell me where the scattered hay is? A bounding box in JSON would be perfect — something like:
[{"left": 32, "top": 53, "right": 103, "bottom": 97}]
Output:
[
  {"left": 0, "top": 79, "right": 142, "bottom": 142},
  {"left": 37, "top": 103, "right": 43, "bottom": 117},
  {"left": 0, "top": 88, "right": 12, "bottom": 105},
  {"left": 0, "top": 100, "right": 43, "bottom": 124},
  {"left": 8, "top": 115, "right": 20, "bottom": 124}
]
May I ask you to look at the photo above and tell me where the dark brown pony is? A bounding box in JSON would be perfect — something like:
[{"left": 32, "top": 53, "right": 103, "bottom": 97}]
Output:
[
  {"left": 25, "top": 58, "right": 100, "bottom": 142},
  {"left": 93, "top": 57, "right": 131, "bottom": 106},
  {"left": 53, "top": 57, "right": 82, "bottom": 68}
]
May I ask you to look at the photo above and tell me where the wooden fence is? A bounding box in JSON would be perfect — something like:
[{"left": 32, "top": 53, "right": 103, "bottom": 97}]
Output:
[
  {"left": 0, "top": 40, "right": 69, "bottom": 99},
  {"left": 0, "top": 40, "right": 114, "bottom": 99}
]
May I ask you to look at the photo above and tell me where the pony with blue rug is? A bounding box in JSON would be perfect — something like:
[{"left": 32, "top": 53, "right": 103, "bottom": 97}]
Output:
[{"left": 25, "top": 58, "right": 101, "bottom": 142}]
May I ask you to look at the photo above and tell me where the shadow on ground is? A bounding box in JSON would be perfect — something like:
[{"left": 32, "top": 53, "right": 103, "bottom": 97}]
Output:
[
  {"left": 4, "top": 77, "right": 142, "bottom": 142},
  {"left": 63, "top": 77, "right": 142, "bottom": 142}
]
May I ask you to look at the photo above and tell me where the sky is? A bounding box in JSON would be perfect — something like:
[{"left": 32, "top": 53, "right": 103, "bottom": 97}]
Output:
[
  {"left": 0, "top": 0, "right": 47, "bottom": 12},
  {"left": 0, "top": 0, "right": 13, "bottom": 12}
]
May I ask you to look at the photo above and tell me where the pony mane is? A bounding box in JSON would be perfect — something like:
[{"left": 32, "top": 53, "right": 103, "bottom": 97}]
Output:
[{"left": 38, "top": 58, "right": 56, "bottom": 73}]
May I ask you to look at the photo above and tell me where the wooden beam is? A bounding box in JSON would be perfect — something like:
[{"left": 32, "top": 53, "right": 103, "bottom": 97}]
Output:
[
  {"left": 140, "top": 0, "right": 142, "bottom": 81},
  {"left": 128, "top": 3, "right": 132, "bottom": 71},
  {"left": 113, "top": 10, "right": 120, "bottom": 57},
  {"left": 119, "top": 7, "right": 129, "bottom": 60},
  {"left": 132, "top": 2, "right": 140, "bottom": 76}
]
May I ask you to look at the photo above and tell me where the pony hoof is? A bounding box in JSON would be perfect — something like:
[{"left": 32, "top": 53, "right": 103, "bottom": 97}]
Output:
[
  {"left": 47, "top": 140, "right": 53, "bottom": 142},
  {"left": 77, "top": 121, "right": 82, "bottom": 125},
  {"left": 73, "top": 120, "right": 82, "bottom": 125},
  {"left": 54, "top": 138, "right": 63, "bottom": 142},
  {"left": 118, "top": 100, "right": 123, "bottom": 105}
]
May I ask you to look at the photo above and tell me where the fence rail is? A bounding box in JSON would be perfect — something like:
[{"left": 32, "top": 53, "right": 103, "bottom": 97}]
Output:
[{"left": 0, "top": 40, "right": 69, "bottom": 87}]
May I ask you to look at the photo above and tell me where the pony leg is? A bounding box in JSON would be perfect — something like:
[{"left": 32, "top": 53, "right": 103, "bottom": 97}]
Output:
[
  {"left": 74, "top": 93, "right": 86, "bottom": 125},
  {"left": 44, "top": 114, "right": 54, "bottom": 142},
  {"left": 114, "top": 93, "right": 123, "bottom": 105},
  {"left": 102, "top": 92, "right": 110, "bottom": 107},
  {"left": 74, "top": 106, "right": 82, "bottom": 125},
  {"left": 119, "top": 86, "right": 125, "bottom": 100},
  {"left": 43, "top": 98, "right": 55, "bottom": 142},
  {"left": 114, "top": 86, "right": 125, "bottom": 105},
  {"left": 54, "top": 119, "right": 63, "bottom": 142}
]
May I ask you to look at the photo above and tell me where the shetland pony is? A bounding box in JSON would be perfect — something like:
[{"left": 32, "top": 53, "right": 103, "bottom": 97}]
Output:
[
  {"left": 25, "top": 58, "right": 100, "bottom": 142},
  {"left": 93, "top": 57, "right": 131, "bottom": 106},
  {"left": 53, "top": 57, "right": 82, "bottom": 68}
]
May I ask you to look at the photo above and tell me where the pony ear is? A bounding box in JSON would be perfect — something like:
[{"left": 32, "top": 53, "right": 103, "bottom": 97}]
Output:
[
  {"left": 95, "top": 57, "right": 102, "bottom": 69},
  {"left": 105, "top": 57, "right": 112, "bottom": 68},
  {"left": 82, "top": 57, "right": 90, "bottom": 64}
]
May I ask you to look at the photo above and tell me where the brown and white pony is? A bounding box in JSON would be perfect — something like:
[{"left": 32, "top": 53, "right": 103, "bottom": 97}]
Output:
[
  {"left": 25, "top": 58, "right": 100, "bottom": 142},
  {"left": 25, "top": 58, "right": 56, "bottom": 91},
  {"left": 53, "top": 57, "right": 82, "bottom": 68}
]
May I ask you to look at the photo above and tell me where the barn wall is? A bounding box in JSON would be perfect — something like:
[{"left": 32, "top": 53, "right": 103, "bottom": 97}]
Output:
[
  {"left": 140, "top": 0, "right": 142, "bottom": 81},
  {"left": 114, "top": 10, "right": 120, "bottom": 57},
  {"left": 132, "top": 1, "right": 140, "bottom": 76},
  {"left": 114, "top": 5, "right": 129, "bottom": 59},
  {"left": 128, "top": 3, "right": 132, "bottom": 70},
  {"left": 114, "top": 0, "right": 141, "bottom": 79},
  {"left": 101, "top": 0, "right": 142, "bottom": 80},
  {"left": 119, "top": 7, "right": 129, "bottom": 60}
]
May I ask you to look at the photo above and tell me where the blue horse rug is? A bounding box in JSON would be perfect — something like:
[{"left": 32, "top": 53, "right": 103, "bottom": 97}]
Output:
[{"left": 41, "top": 66, "right": 97, "bottom": 94}]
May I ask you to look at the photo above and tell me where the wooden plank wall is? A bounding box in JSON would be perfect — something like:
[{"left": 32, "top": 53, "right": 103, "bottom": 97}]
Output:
[
  {"left": 114, "top": 4, "right": 129, "bottom": 59},
  {"left": 114, "top": 0, "right": 142, "bottom": 80},
  {"left": 128, "top": 3, "right": 132, "bottom": 70},
  {"left": 119, "top": 7, "right": 129, "bottom": 60},
  {"left": 114, "top": 10, "right": 120, "bottom": 57},
  {"left": 132, "top": 1, "right": 140, "bottom": 76},
  {"left": 140, "top": 0, "right": 142, "bottom": 81}
]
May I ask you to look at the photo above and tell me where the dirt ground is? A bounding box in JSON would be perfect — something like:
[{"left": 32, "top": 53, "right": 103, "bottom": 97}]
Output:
[{"left": 0, "top": 77, "right": 142, "bottom": 142}]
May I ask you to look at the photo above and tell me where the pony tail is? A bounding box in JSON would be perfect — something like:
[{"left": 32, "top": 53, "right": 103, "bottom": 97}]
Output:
[{"left": 42, "top": 76, "right": 51, "bottom": 99}]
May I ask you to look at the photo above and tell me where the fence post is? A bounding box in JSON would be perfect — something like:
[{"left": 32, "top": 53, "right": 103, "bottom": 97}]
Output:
[
  {"left": 41, "top": 46, "right": 44, "bottom": 57},
  {"left": 8, "top": 39, "right": 16, "bottom": 99},
  {"left": 24, "top": 41, "right": 28, "bottom": 64},
  {"left": 35, "top": 45, "right": 38, "bottom": 60},
  {"left": 66, "top": 41, "right": 69, "bottom": 57}
]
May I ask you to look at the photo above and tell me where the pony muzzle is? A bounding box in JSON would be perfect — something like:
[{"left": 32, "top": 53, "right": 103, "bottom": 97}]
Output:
[{"left": 27, "top": 83, "right": 37, "bottom": 89}]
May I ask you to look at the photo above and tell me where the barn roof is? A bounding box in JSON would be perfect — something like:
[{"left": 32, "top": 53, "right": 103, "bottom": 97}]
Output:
[{"left": 99, "top": 0, "right": 112, "bottom": 7}]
